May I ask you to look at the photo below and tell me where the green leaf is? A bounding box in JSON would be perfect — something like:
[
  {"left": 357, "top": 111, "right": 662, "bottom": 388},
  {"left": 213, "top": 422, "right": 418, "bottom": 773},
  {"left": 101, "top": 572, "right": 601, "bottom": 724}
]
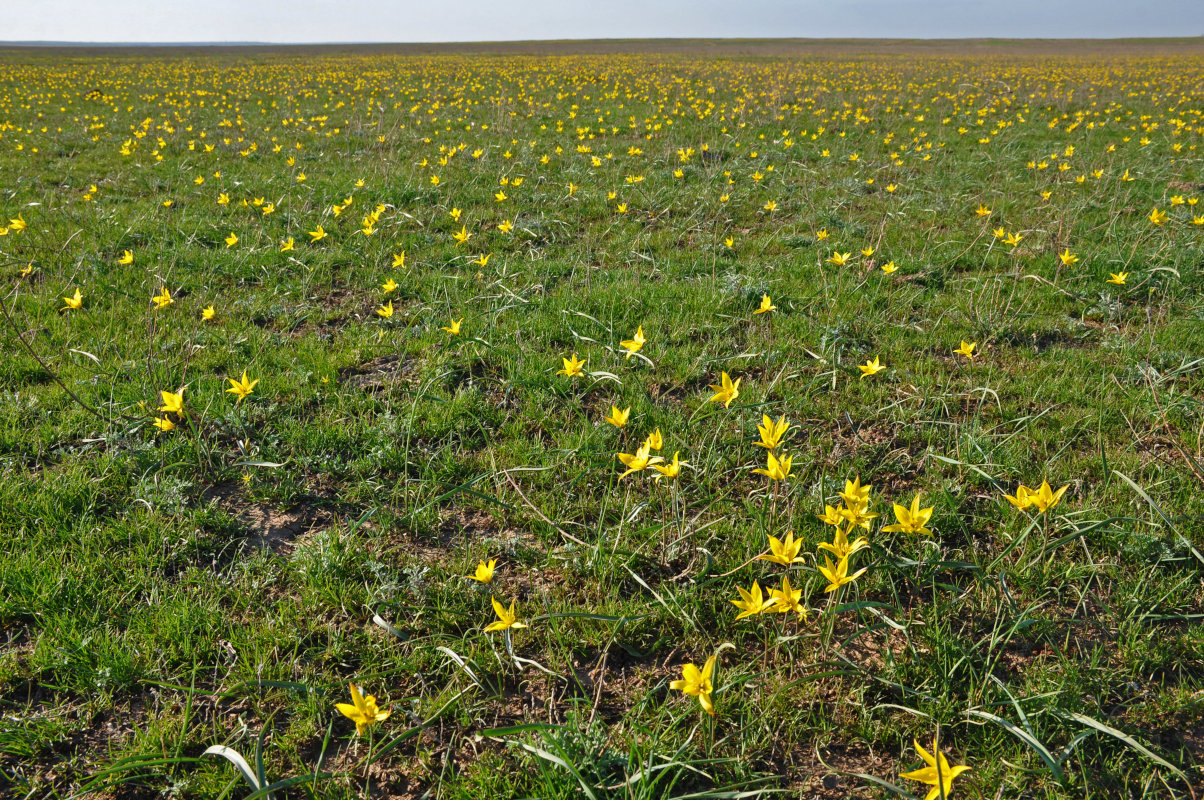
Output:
[
  {"left": 203, "top": 745, "right": 266, "bottom": 797},
  {"left": 477, "top": 722, "right": 564, "bottom": 737},
  {"left": 1065, "top": 711, "right": 1188, "bottom": 785},
  {"left": 968, "top": 709, "right": 1063, "bottom": 784}
]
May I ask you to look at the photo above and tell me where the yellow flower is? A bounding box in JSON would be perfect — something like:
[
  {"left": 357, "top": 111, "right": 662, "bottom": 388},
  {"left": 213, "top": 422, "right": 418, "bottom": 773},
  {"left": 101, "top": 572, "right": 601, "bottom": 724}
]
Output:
[
  {"left": 644, "top": 429, "right": 663, "bottom": 451},
  {"left": 1107, "top": 272, "right": 1128, "bottom": 285},
  {"left": 202, "top": 305, "right": 216, "bottom": 321},
  {"left": 669, "top": 655, "right": 716, "bottom": 715},
  {"left": 732, "top": 580, "right": 774, "bottom": 619},
  {"left": 839, "top": 476, "right": 872, "bottom": 508},
  {"left": 381, "top": 278, "right": 398, "bottom": 295},
  {"left": 860, "top": 246, "right": 875, "bottom": 257},
  {"left": 226, "top": 370, "right": 259, "bottom": 403},
  {"left": 117, "top": 250, "right": 134, "bottom": 265},
  {"left": 827, "top": 251, "right": 852, "bottom": 266},
  {"left": 224, "top": 232, "right": 238, "bottom": 248},
  {"left": 818, "top": 527, "right": 869, "bottom": 561},
  {"left": 441, "top": 318, "right": 462, "bottom": 336},
  {"left": 858, "top": 356, "right": 885, "bottom": 379},
  {"left": 61, "top": 288, "right": 84, "bottom": 311},
  {"left": 392, "top": 252, "right": 407, "bottom": 268},
  {"left": 603, "top": 405, "right": 630, "bottom": 428},
  {"left": 818, "top": 554, "right": 867, "bottom": 593},
  {"left": 152, "top": 417, "right": 175, "bottom": 433},
  {"left": 817, "top": 504, "right": 844, "bottom": 527},
  {"left": 752, "top": 451, "right": 792, "bottom": 481},
  {"left": 840, "top": 497, "right": 879, "bottom": 531},
  {"left": 484, "top": 597, "right": 528, "bottom": 632},
  {"left": 754, "top": 414, "right": 790, "bottom": 450},
  {"left": 557, "top": 353, "right": 586, "bottom": 378},
  {"left": 152, "top": 288, "right": 173, "bottom": 309},
  {"left": 758, "top": 530, "right": 803, "bottom": 566},
  {"left": 469, "top": 559, "right": 496, "bottom": 583},
  {"left": 707, "top": 371, "right": 740, "bottom": 407},
  {"left": 900, "top": 738, "right": 971, "bottom": 800},
  {"left": 279, "top": 237, "right": 295, "bottom": 252},
  {"left": 453, "top": 225, "right": 471, "bottom": 244},
  {"left": 309, "top": 225, "right": 327, "bottom": 242},
  {"left": 335, "top": 683, "right": 391, "bottom": 736},
  {"left": 953, "top": 340, "right": 976, "bottom": 359},
  {"left": 158, "top": 389, "right": 185, "bottom": 415},
  {"left": 974, "top": 204, "right": 991, "bottom": 217},
  {"left": 881, "top": 261, "right": 898, "bottom": 274},
  {"left": 753, "top": 294, "right": 776, "bottom": 314},
  {"left": 620, "top": 326, "right": 646, "bottom": 358},
  {"left": 1025, "top": 479, "right": 1068, "bottom": 513},
  {"left": 498, "top": 220, "right": 513, "bottom": 233},
  {"left": 882, "top": 495, "right": 934, "bottom": 536},
  {"left": 376, "top": 300, "right": 394, "bottom": 318},
  {"left": 616, "top": 442, "right": 663, "bottom": 480},
  {"left": 1148, "top": 207, "right": 1168, "bottom": 225},
  {"left": 1003, "top": 484, "right": 1032, "bottom": 510},
  {"left": 1058, "top": 248, "right": 1079, "bottom": 267},
  {"left": 768, "top": 574, "right": 807, "bottom": 618},
  {"left": 651, "top": 451, "right": 687, "bottom": 481}
]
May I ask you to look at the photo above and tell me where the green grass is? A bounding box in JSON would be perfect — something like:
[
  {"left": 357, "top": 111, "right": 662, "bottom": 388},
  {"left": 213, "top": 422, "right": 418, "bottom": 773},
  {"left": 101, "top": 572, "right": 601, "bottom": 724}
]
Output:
[{"left": 1, "top": 43, "right": 1203, "bottom": 799}]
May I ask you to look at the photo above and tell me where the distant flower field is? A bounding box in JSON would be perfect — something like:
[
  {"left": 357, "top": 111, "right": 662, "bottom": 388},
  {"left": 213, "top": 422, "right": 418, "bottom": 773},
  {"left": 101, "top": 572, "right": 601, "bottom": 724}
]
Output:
[{"left": 1, "top": 45, "right": 1202, "bottom": 799}]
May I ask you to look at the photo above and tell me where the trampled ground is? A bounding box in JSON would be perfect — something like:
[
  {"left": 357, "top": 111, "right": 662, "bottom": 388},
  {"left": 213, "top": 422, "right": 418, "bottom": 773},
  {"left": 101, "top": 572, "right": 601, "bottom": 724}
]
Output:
[{"left": 1, "top": 39, "right": 1203, "bottom": 799}]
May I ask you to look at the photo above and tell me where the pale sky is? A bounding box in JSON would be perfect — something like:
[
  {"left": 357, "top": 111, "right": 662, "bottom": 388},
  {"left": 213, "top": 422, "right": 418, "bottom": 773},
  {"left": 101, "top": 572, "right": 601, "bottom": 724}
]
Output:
[{"left": 6, "top": 0, "right": 1203, "bottom": 43}]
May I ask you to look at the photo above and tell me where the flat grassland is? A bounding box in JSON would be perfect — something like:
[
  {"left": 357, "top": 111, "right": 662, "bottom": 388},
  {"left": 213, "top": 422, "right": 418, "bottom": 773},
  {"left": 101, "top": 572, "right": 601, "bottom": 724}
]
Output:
[{"left": 1, "top": 38, "right": 1203, "bottom": 799}]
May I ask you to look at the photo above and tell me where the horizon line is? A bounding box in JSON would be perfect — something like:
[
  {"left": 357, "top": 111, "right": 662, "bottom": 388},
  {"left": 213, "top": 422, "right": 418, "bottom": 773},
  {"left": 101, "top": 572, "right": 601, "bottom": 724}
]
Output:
[{"left": 2, "top": 34, "right": 1204, "bottom": 47}]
